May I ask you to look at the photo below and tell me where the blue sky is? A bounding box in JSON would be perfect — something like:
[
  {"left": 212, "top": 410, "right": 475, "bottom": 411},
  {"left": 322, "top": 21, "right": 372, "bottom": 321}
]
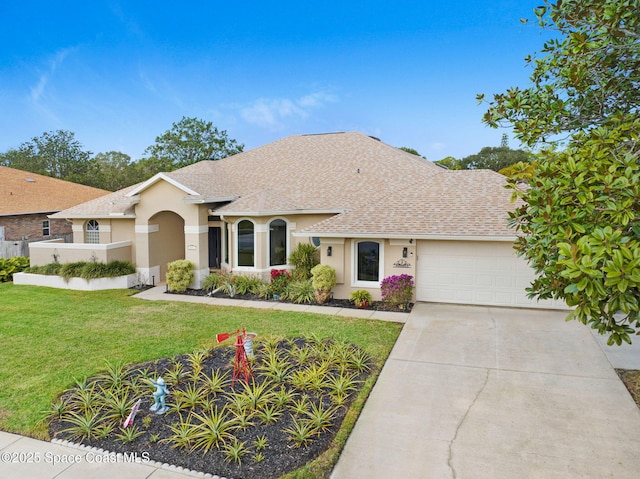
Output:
[{"left": 0, "top": 1, "right": 548, "bottom": 161}]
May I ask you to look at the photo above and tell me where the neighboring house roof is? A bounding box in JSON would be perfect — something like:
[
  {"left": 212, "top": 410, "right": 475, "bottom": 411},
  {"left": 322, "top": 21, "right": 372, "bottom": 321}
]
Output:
[
  {"left": 51, "top": 132, "right": 519, "bottom": 238},
  {"left": 0, "top": 166, "right": 110, "bottom": 217}
]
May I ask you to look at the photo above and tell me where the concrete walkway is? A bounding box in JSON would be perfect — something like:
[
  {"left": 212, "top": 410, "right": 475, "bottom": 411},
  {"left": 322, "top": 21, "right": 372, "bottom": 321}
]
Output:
[{"left": 331, "top": 303, "right": 640, "bottom": 479}]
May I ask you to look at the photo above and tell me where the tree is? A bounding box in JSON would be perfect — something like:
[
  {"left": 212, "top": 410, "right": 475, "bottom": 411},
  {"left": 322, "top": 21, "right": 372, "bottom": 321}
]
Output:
[
  {"left": 434, "top": 156, "right": 463, "bottom": 170},
  {"left": 458, "top": 146, "right": 533, "bottom": 171},
  {"left": 143, "top": 117, "right": 244, "bottom": 170},
  {"left": 399, "top": 147, "right": 425, "bottom": 158},
  {"left": 1, "top": 130, "right": 92, "bottom": 183},
  {"left": 481, "top": 0, "right": 640, "bottom": 345},
  {"left": 85, "top": 151, "right": 135, "bottom": 191}
]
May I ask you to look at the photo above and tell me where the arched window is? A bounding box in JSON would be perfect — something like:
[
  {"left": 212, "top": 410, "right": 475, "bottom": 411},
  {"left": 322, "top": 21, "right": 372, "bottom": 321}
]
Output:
[
  {"left": 356, "top": 241, "right": 381, "bottom": 283},
  {"left": 269, "top": 219, "right": 287, "bottom": 266},
  {"left": 86, "top": 220, "right": 99, "bottom": 244},
  {"left": 237, "top": 220, "right": 255, "bottom": 267}
]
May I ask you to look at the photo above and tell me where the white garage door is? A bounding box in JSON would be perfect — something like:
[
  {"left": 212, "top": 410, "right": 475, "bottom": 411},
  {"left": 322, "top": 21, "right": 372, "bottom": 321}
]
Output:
[{"left": 416, "top": 240, "right": 565, "bottom": 309}]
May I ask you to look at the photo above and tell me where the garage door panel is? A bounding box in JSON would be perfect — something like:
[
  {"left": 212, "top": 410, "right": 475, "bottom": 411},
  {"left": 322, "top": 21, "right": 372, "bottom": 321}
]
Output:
[{"left": 416, "top": 240, "right": 565, "bottom": 309}]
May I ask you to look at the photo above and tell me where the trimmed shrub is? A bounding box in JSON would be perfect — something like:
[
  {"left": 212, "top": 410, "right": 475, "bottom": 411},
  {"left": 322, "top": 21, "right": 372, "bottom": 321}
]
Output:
[
  {"left": 311, "top": 264, "right": 336, "bottom": 304},
  {"left": 166, "top": 260, "right": 195, "bottom": 293},
  {"left": 0, "top": 256, "right": 30, "bottom": 282}
]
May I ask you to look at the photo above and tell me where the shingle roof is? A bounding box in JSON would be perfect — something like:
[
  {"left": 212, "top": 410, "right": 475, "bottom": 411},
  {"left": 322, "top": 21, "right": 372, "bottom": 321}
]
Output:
[
  {"left": 51, "top": 132, "right": 519, "bottom": 237},
  {"left": 0, "top": 166, "right": 110, "bottom": 216},
  {"left": 299, "top": 169, "right": 520, "bottom": 237}
]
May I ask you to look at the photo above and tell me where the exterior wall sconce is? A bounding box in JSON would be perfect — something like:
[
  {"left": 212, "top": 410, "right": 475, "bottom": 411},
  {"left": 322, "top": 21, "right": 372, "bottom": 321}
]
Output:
[
  {"left": 402, "top": 247, "right": 408, "bottom": 258},
  {"left": 327, "top": 246, "right": 332, "bottom": 257}
]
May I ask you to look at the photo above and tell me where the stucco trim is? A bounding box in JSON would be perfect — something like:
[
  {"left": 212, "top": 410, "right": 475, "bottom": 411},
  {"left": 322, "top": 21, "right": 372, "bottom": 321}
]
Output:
[
  {"left": 184, "top": 225, "right": 208, "bottom": 234},
  {"left": 126, "top": 173, "right": 199, "bottom": 197},
  {"left": 135, "top": 224, "right": 160, "bottom": 234}
]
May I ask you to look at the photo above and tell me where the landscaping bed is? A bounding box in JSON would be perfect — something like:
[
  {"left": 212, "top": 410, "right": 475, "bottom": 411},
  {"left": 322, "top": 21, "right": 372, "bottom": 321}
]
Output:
[
  {"left": 48, "top": 335, "right": 374, "bottom": 479},
  {"left": 168, "top": 288, "right": 414, "bottom": 313}
]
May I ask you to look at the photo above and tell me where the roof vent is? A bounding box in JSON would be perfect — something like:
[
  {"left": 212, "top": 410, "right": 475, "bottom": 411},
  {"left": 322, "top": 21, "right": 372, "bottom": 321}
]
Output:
[{"left": 25, "top": 177, "right": 36, "bottom": 182}]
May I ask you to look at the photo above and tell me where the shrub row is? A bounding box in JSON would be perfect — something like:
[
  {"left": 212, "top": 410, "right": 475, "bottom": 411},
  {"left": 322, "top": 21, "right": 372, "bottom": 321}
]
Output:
[{"left": 24, "top": 260, "right": 136, "bottom": 280}]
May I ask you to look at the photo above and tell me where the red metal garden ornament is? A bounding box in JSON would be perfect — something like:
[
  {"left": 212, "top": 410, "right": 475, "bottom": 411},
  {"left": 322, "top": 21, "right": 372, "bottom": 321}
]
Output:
[{"left": 216, "top": 327, "right": 255, "bottom": 387}]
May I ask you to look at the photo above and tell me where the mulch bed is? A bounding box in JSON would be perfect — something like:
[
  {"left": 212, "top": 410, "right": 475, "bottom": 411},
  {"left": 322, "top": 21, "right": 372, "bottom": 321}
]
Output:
[
  {"left": 167, "top": 288, "right": 413, "bottom": 313},
  {"left": 49, "top": 338, "right": 372, "bottom": 479}
]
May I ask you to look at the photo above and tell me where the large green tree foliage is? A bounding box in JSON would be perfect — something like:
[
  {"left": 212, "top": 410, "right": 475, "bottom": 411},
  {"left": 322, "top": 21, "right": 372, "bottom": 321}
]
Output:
[
  {"left": 143, "top": 116, "right": 244, "bottom": 170},
  {"left": 85, "top": 151, "right": 135, "bottom": 191},
  {"left": 458, "top": 146, "right": 533, "bottom": 171},
  {"left": 1, "top": 130, "right": 92, "bottom": 183},
  {"left": 434, "top": 147, "right": 532, "bottom": 171},
  {"left": 481, "top": 0, "right": 640, "bottom": 344}
]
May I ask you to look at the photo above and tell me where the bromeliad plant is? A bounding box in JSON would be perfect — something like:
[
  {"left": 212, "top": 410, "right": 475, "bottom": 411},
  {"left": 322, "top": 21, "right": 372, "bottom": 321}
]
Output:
[
  {"left": 48, "top": 334, "right": 374, "bottom": 477},
  {"left": 380, "top": 274, "right": 414, "bottom": 310}
]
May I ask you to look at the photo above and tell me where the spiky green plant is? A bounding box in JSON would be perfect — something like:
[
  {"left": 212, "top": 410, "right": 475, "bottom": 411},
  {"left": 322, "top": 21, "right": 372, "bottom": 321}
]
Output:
[
  {"left": 232, "top": 379, "right": 277, "bottom": 411},
  {"left": 256, "top": 404, "right": 282, "bottom": 425},
  {"left": 289, "top": 394, "right": 311, "bottom": 416},
  {"left": 223, "top": 438, "right": 248, "bottom": 465},
  {"left": 348, "top": 348, "right": 371, "bottom": 373},
  {"left": 185, "top": 350, "right": 208, "bottom": 378},
  {"left": 164, "top": 415, "right": 198, "bottom": 450},
  {"left": 173, "top": 383, "right": 207, "bottom": 410},
  {"left": 200, "top": 368, "right": 229, "bottom": 395},
  {"left": 59, "top": 410, "right": 103, "bottom": 440},
  {"left": 116, "top": 425, "right": 143, "bottom": 443},
  {"left": 102, "top": 389, "right": 136, "bottom": 422},
  {"left": 272, "top": 386, "right": 297, "bottom": 408},
  {"left": 165, "top": 363, "right": 186, "bottom": 385},
  {"left": 324, "top": 372, "right": 359, "bottom": 398},
  {"left": 256, "top": 358, "right": 292, "bottom": 383},
  {"left": 303, "top": 400, "right": 338, "bottom": 433},
  {"left": 283, "top": 417, "right": 318, "bottom": 448},
  {"left": 254, "top": 434, "right": 268, "bottom": 450},
  {"left": 190, "top": 407, "right": 239, "bottom": 453},
  {"left": 97, "top": 359, "right": 129, "bottom": 390}
]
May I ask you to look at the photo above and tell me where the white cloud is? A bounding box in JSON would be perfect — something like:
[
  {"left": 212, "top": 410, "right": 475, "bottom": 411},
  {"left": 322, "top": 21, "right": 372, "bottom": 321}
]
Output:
[
  {"left": 240, "top": 91, "right": 338, "bottom": 129},
  {"left": 429, "top": 142, "right": 446, "bottom": 151},
  {"left": 30, "top": 47, "right": 75, "bottom": 103}
]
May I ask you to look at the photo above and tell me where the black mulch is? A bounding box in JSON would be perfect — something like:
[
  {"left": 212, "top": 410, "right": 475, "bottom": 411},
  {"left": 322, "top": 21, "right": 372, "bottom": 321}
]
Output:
[
  {"left": 166, "top": 288, "right": 413, "bottom": 313},
  {"left": 49, "top": 339, "right": 372, "bottom": 479}
]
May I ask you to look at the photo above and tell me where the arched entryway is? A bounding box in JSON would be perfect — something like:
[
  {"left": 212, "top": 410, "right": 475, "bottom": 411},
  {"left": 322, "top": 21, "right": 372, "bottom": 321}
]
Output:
[{"left": 148, "top": 211, "right": 185, "bottom": 281}]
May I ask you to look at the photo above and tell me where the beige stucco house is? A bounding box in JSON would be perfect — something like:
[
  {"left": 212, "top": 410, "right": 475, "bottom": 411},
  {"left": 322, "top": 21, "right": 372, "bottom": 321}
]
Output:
[{"left": 35, "top": 132, "right": 563, "bottom": 309}]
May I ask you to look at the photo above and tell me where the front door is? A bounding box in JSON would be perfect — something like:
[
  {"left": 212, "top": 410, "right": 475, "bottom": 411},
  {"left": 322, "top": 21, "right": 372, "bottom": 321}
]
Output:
[{"left": 208, "top": 227, "right": 222, "bottom": 269}]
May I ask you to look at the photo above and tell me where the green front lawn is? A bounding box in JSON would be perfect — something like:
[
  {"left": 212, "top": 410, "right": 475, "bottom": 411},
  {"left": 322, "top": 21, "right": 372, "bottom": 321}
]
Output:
[{"left": 0, "top": 283, "right": 401, "bottom": 440}]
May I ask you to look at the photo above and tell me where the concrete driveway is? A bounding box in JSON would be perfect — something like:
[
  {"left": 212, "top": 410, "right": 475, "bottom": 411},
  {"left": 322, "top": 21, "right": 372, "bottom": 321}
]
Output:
[{"left": 332, "top": 303, "right": 640, "bottom": 479}]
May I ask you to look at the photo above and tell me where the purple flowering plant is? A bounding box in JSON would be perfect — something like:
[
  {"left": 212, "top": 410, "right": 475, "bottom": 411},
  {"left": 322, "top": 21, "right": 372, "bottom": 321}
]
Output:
[{"left": 380, "top": 274, "right": 414, "bottom": 309}]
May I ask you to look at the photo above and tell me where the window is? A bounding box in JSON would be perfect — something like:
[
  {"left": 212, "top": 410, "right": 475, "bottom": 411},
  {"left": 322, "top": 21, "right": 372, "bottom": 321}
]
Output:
[
  {"left": 356, "top": 241, "right": 381, "bottom": 283},
  {"left": 42, "top": 220, "right": 50, "bottom": 236},
  {"left": 237, "top": 220, "right": 254, "bottom": 267},
  {"left": 86, "top": 219, "right": 99, "bottom": 244},
  {"left": 269, "top": 219, "right": 287, "bottom": 266}
]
